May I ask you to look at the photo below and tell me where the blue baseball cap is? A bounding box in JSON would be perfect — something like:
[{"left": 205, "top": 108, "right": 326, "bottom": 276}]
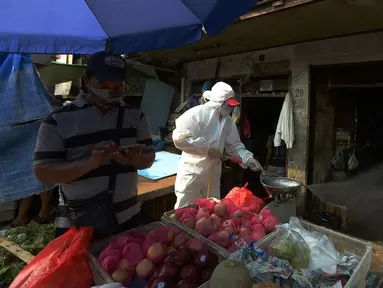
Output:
[{"left": 86, "top": 51, "right": 127, "bottom": 82}]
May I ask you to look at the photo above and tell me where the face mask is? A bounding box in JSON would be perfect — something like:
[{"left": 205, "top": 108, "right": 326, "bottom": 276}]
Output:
[
  {"left": 220, "top": 104, "right": 234, "bottom": 117},
  {"left": 88, "top": 87, "right": 122, "bottom": 106}
]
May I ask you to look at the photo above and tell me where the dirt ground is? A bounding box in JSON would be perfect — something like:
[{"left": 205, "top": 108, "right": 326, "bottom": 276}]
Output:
[{"left": 371, "top": 242, "right": 383, "bottom": 275}]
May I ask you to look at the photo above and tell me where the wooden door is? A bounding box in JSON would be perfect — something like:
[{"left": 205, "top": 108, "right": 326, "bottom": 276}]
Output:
[{"left": 312, "top": 87, "right": 335, "bottom": 184}]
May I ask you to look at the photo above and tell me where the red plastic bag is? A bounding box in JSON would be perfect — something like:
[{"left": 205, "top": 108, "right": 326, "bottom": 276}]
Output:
[
  {"left": 225, "top": 183, "right": 264, "bottom": 213},
  {"left": 10, "top": 227, "right": 93, "bottom": 288}
]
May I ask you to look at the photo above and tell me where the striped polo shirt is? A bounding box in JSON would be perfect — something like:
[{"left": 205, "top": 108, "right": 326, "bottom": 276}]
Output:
[{"left": 34, "top": 93, "right": 153, "bottom": 229}]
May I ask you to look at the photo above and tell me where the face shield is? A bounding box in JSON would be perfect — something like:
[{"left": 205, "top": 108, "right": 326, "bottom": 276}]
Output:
[
  {"left": 220, "top": 96, "right": 240, "bottom": 116},
  {"left": 220, "top": 102, "right": 235, "bottom": 116}
]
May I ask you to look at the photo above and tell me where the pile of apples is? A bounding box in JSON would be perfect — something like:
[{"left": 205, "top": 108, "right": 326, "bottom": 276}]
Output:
[
  {"left": 171, "top": 198, "right": 280, "bottom": 252},
  {"left": 98, "top": 225, "right": 219, "bottom": 287}
]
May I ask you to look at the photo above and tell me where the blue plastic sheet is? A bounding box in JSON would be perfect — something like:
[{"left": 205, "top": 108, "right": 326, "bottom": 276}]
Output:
[
  {"left": 0, "top": 53, "right": 54, "bottom": 202},
  {"left": 138, "top": 151, "right": 181, "bottom": 180},
  {"left": 141, "top": 79, "right": 174, "bottom": 136},
  {"left": 0, "top": 54, "right": 52, "bottom": 128}
]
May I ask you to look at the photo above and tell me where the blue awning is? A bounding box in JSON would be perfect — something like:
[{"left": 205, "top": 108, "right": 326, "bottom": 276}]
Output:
[{"left": 0, "top": 0, "right": 257, "bottom": 54}]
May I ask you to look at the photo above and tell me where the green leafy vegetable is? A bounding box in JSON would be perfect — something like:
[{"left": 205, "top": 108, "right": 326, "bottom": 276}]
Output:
[{"left": 0, "top": 222, "right": 55, "bottom": 287}]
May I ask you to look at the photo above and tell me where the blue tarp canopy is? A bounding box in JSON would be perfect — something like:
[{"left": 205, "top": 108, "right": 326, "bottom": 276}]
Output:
[{"left": 0, "top": 0, "right": 257, "bottom": 54}]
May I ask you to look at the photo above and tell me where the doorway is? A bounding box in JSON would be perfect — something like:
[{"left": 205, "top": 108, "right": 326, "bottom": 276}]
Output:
[
  {"left": 307, "top": 62, "right": 383, "bottom": 239},
  {"left": 309, "top": 62, "right": 383, "bottom": 184},
  {"left": 239, "top": 95, "right": 285, "bottom": 198}
]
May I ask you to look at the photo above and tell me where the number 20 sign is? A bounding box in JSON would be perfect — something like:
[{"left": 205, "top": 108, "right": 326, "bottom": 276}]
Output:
[{"left": 293, "top": 88, "right": 304, "bottom": 98}]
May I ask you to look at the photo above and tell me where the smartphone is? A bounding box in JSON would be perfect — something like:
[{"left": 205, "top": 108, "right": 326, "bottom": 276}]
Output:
[
  {"left": 119, "top": 144, "right": 143, "bottom": 150},
  {"left": 119, "top": 144, "right": 154, "bottom": 154}
]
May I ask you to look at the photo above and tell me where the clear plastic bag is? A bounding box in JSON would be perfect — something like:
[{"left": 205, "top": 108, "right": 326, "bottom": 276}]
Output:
[
  {"left": 269, "top": 227, "right": 310, "bottom": 270},
  {"left": 282, "top": 217, "right": 341, "bottom": 272}
]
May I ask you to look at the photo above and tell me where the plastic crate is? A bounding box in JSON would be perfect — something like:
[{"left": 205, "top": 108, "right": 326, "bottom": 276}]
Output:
[
  {"left": 256, "top": 219, "right": 372, "bottom": 288},
  {"left": 87, "top": 221, "right": 227, "bottom": 287}
]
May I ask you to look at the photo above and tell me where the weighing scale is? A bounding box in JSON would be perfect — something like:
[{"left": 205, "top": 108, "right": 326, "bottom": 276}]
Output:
[{"left": 260, "top": 173, "right": 302, "bottom": 224}]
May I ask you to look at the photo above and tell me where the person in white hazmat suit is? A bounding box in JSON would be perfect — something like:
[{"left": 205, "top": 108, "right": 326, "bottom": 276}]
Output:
[{"left": 172, "top": 82, "right": 263, "bottom": 208}]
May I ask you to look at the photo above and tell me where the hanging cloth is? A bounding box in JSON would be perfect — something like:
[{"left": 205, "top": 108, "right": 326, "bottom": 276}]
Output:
[
  {"left": 274, "top": 92, "right": 295, "bottom": 149},
  {"left": 243, "top": 116, "right": 251, "bottom": 139}
]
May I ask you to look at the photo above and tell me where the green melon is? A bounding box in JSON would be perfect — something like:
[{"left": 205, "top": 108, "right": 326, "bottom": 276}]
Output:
[{"left": 209, "top": 260, "right": 253, "bottom": 288}]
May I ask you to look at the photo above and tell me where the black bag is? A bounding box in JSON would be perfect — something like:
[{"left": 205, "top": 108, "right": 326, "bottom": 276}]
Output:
[
  {"left": 66, "top": 190, "right": 118, "bottom": 239},
  {"left": 64, "top": 106, "right": 127, "bottom": 239}
]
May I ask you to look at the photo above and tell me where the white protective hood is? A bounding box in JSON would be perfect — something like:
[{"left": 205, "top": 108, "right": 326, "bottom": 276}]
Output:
[{"left": 203, "top": 81, "right": 235, "bottom": 104}]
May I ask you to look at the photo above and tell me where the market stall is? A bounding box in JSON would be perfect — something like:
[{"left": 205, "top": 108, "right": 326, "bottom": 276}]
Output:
[
  {"left": 137, "top": 150, "right": 180, "bottom": 222},
  {"left": 138, "top": 176, "right": 176, "bottom": 202},
  {"left": 138, "top": 175, "right": 177, "bottom": 223},
  {"left": 6, "top": 179, "right": 376, "bottom": 288}
]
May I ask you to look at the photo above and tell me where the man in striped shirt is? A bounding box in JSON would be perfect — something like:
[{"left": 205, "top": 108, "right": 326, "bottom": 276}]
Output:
[{"left": 33, "top": 51, "right": 155, "bottom": 237}]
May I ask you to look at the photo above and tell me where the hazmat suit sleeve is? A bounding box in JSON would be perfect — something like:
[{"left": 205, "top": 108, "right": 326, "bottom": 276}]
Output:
[
  {"left": 172, "top": 111, "right": 210, "bottom": 155},
  {"left": 224, "top": 119, "right": 253, "bottom": 165}
]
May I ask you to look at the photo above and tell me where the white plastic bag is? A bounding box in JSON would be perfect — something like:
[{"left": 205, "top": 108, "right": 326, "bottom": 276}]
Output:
[{"left": 282, "top": 217, "right": 341, "bottom": 273}]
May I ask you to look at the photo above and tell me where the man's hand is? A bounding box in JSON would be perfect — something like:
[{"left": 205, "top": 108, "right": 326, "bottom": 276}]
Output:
[
  {"left": 89, "top": 141, "right": 117, "bottom": 169},
  {"left": 34, "top": 141, "right": 117, "bottom": 184},
  {"left": 112, "top": 144, "right": 153, "bottom": 169}
]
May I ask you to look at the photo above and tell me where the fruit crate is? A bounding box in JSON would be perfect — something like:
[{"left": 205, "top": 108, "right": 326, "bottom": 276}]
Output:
[
  {"left": 199, "top": 219, "right": 372, "bottom": 288},
  {"left": 162, "top": 204, "right": 232, "bottom": 259},
  {"left": 87, "top": 221, "right": 227, "bottom": 287},
  {"left": 87, "top": 222, "right": 168, "bottom": 285}
]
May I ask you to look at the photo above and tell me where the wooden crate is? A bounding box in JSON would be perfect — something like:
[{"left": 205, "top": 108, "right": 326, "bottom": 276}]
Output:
[
  {"left": 0, "top": 201, "right": 16, "bottom": 223},
  {"left": 305, "top": 190, "right": 348, "bottom": 232}
]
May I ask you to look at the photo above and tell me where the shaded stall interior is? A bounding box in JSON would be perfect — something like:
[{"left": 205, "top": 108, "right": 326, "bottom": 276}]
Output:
[
  {"left": 308, "top": 61, "right": 383, "bottom": 185},
  {"left": 237, "top": 76, "right": 288, "bottom": 199},
  {"left": 306, "top": 61, "right": 383, "bottom": 232}
]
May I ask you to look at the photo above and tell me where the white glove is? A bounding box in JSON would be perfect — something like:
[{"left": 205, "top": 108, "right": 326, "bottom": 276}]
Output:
[
  {"left": 208, "top": 146, "right": 222, "bottom": 159},
  {"left": 247, "top": 158, "right": 263, "bottom": 171}
]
